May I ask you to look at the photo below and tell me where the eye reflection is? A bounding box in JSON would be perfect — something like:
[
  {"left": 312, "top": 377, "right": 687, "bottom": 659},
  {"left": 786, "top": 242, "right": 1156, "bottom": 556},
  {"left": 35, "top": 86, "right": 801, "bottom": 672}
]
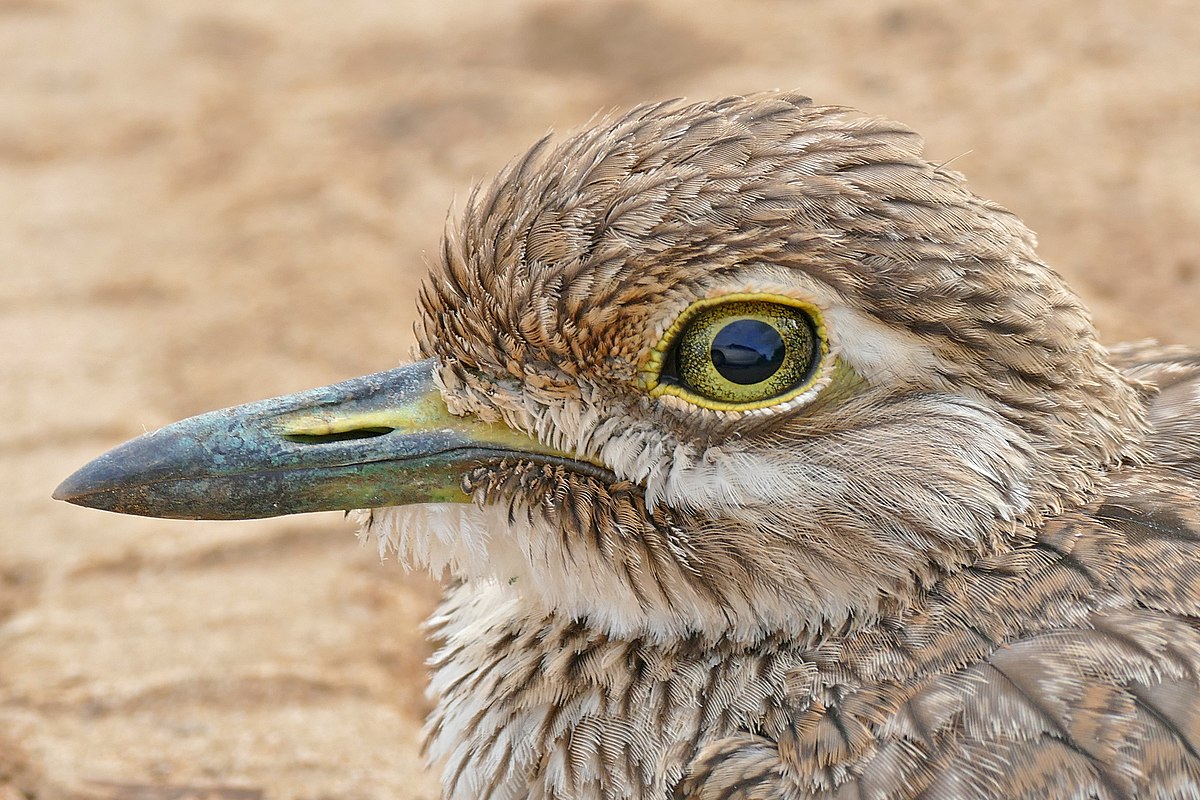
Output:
[{"left": 710, "top": 320, "right": 785, "bottom": 385}]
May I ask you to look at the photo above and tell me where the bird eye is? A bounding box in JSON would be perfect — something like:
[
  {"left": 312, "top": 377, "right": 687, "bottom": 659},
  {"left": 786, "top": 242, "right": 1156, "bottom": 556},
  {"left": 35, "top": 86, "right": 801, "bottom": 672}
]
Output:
[{"left": 644, "top": 296, "right": 827, "bottom": 410}]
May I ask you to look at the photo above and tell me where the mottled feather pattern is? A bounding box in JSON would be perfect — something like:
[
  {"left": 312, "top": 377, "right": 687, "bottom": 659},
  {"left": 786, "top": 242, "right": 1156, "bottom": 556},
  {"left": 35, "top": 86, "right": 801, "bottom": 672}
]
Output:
[
  {"left": 692, "top": 351, "right": 1200, "bottom": 799},
  {"left": 422, "top": 423, "right": 1200, "bottom": 798},
  {"left": 367, "top": 95, "right": 1200, "bottom": 798}
]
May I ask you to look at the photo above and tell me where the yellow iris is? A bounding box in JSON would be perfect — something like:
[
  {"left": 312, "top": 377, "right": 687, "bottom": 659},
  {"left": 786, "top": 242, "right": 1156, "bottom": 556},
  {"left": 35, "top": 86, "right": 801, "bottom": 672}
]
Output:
[{"left": 641, "top": 294, "right": 828, "bottom": 411}]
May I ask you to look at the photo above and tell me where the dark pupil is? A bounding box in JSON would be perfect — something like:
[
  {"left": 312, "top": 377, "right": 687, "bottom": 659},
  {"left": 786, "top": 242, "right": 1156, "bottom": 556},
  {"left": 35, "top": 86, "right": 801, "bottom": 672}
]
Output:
[{"left": 710, "top": 319, "right": 785, "bottom": 385}]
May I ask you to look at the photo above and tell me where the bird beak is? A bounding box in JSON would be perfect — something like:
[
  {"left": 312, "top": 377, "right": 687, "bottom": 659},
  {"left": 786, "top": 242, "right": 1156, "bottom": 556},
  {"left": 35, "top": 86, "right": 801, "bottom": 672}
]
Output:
[{"left": 53, "top": 358, "right": 577, "bottom": 520}]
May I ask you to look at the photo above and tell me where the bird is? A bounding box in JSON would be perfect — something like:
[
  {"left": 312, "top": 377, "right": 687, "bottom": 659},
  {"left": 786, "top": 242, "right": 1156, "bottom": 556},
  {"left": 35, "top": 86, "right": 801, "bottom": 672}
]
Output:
[{"left": 55, "top": 92, "right": 1200, "bottom": 799}]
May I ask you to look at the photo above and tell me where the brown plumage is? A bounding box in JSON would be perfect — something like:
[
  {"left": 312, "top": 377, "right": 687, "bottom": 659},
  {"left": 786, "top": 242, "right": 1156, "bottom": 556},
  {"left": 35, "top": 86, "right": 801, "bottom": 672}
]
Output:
[
  {"left": 57, "top": 92, "right": 1200, "bottom": 799},
  {"left": 384, "top": 93, "right": 1200, "bottom": 798}
]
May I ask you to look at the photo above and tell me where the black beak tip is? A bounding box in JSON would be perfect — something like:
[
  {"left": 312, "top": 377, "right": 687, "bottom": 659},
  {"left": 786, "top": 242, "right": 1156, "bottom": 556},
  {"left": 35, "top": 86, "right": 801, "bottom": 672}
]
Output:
[
  {"left": 54, "top": 461, "right": 99, "bottom": 504},
  {"left": 53, "top": 455, "right": 128, "bottom": 510},
  {"left": 50, "top": 478, "right": 74, "bottom": 503},
  {"left": 52, "top": 428, "right": 181, "bottom": 514}
]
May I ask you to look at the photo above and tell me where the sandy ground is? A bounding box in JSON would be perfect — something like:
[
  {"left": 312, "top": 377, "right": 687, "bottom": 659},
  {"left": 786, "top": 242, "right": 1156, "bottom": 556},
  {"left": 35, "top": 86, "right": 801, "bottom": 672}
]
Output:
[{"left": 3, "top": 1, "right": 1199, "bottom": 797}]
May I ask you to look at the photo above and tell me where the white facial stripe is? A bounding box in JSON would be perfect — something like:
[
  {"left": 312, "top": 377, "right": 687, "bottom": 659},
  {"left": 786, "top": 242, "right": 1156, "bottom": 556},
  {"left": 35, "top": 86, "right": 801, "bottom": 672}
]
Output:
[{"left": 822, "top": 304, "right": 947, "bottom": 387}]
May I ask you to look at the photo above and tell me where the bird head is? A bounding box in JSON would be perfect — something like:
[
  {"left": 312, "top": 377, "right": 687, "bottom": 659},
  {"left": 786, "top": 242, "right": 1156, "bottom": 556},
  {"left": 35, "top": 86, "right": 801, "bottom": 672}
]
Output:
[{"left": 56, "top": 93, "right": 1149, "bottom": 642}]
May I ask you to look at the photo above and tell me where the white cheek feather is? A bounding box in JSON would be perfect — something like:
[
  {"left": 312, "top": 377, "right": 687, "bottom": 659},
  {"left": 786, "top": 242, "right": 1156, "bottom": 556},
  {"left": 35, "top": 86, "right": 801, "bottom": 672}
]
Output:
[
  {"left": 643, "top": 442, "right": 797, "bottom": 515},
  {"left": 365, "top": 502, "right": 707, "bottom": 639}
]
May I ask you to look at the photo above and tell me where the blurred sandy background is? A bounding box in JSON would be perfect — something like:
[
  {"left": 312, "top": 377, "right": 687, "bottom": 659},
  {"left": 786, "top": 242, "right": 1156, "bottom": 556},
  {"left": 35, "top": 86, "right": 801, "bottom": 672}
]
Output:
[{"left": 3, "top": 1, "right": 1199, "bottom": 797}]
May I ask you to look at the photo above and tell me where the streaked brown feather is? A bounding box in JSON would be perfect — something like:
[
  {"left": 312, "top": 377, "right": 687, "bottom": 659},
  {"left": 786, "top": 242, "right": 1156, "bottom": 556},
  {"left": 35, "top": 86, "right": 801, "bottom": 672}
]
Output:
[
  {"left": 375, "top": 94, "right": 1200, "bottom": 798},
  {"left": 679, "top": 355, "right": 1200, "bottom": 798}
]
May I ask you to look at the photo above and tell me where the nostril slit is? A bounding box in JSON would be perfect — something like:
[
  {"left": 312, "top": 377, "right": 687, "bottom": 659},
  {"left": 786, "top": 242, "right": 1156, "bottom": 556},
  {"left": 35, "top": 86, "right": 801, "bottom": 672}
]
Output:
[{"left": 282, "top": 427, "right": 395, "bottom": 444}]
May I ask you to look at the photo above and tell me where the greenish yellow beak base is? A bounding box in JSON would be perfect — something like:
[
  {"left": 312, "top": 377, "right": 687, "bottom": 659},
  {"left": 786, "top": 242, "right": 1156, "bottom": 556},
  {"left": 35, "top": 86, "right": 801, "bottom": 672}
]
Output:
[{"left": 53, "top": 359, "right": 594, "bottom": 520}]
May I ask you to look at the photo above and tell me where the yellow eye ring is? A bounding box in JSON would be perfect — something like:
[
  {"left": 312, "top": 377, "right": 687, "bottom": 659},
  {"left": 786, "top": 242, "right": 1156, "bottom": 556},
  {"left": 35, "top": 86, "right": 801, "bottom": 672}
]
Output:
[{"left": 639, "top": 293, "right": 829, "bottom": 411}]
